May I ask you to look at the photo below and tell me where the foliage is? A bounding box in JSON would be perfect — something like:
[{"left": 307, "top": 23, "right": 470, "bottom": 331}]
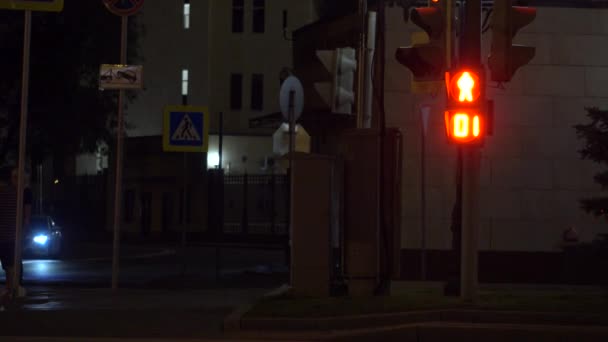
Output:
[
  {"left": 574, "top": 107, "right": 608, "bottom": 217},
  {"left": 0, "top": 0, "right": 142, "bottom": 165}
]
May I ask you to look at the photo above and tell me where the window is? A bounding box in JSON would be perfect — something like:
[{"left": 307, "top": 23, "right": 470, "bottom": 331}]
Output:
[
  {"left": 230, "top": 73, "right": 243, "bottom": 110},
  {"left": 183, "top": 1, "right": 190, "bottom": 29},
  {"left": 124, "top": 189, "right": 135, "bottom": 223},
  {"left": 232, "top": 0, "right": 244, "bottom": 33},
  {"left": 253, "top": 0, "right": 265, "bottom": 33},
  {"left": 181, "top": 69, "right": 189, "bottom": 96},
  {"left": 251, "top": 74, "right": 264, "bottom": 111}
]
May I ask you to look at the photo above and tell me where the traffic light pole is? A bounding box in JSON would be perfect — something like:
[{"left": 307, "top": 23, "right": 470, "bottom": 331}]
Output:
[{"left": 460, "top": 0, "right": 481, "bottom": 303}]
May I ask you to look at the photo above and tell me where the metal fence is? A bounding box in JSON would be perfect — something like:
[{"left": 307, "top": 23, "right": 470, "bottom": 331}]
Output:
[{"left": 208, "top": 172, "right": 289, "bottom": 242}]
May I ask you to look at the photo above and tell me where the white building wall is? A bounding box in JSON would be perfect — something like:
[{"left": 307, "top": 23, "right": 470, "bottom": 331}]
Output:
[
  {"left": 127, "top": 0, "right": 210, "bottom": 137},
  {"left": 207, "top": 0, "right": 316, "bottom": 135},
  {"left": 386, "top": 6, "right": 608, "bottom": 252}
]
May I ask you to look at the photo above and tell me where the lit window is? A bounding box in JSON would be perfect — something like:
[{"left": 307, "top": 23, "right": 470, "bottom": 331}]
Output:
[
  {"left": 183, "top": 1, "right": 190, "bottom": 29},
  {"left": 182, "top": 69, "right": 189, "bottom": 96}
]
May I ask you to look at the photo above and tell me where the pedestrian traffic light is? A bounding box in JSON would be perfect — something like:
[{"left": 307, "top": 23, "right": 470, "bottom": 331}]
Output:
[
  {"left": 488, "top": 0, "right": 536, "bottom": 82},
  {"left": 444, "top": 69, "right": 487, "bottom": 144},
  {"left": 314, "top": 47, "right": 357, "bottom": 114},
  {"left": 395, "top": 0, "right": 446, "bottom": 81}
]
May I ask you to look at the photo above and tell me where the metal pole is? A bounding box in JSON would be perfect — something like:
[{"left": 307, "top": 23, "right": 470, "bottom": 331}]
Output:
[
  {"left": 363, "top": 12, "right": 377, "bottom": 129},
  {"left": 181, "top": 96, "right": 188, "bottom": 256},
  {"left": 13, "top": 10, "right": 32, "bottom": 293},
  {"left": 288, "top": 90, "right": 295, "bottom": 169},
  {"left": 356, "top": 0, "right": 367, "bottom": 128},
  {"left": 180, "top": 152, "right": 187, "bottom": 275},
  {"left": 38, "top": 164, "right": 43, "bottom": 214},
  {"left": 460, "top": 0, "right": 481, "bottom": 303},
  {"left": 420, "top": 117, "right": 426, "bottom": 281},
  {"left": 218, "top": 112, "right": 224, "bottom": 170},
  {"left": 288, "top": 90, "right": 295, "bottom": 275},
  {"left": 111, "top": 15, "right": 128, "bottom": 291}
]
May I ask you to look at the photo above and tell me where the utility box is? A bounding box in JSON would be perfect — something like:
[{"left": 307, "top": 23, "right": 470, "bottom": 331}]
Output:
[
  {"left": 290, "top": 153, "right": 336, "bottom": 297},
  {"left": 339, "top": 128, "right": 402, "bottom": 296}
]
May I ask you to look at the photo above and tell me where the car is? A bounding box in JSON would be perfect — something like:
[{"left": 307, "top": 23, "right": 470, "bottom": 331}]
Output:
[{"left": 23, "top": 215, "right": 63, "bottom": 259}]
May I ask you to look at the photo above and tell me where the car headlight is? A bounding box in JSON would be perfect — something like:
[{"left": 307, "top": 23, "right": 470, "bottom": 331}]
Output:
[{"left": 33, "top": 234, "right": 49, "bottom": 245}]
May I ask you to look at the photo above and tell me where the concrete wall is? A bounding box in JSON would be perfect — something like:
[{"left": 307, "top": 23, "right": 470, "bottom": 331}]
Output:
[
  {"left": 207, "top": 0, "right": 316, "bottom": 135},
  {"left": 386, "top": 7, "right": 608, "bottom": 252}
]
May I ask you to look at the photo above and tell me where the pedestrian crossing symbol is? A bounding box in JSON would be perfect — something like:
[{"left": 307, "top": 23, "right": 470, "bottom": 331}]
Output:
[{"left": 163, "top": 105, "right": 209, "bottom": 152}]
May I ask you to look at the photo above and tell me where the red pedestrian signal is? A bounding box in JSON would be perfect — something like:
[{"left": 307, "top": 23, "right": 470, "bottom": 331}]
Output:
[
  {"left": 488, "top": 0, "right": 536, "bottom": 82},
  {"left": 395, "top": 1, "right": 446, "bottom": 81},
  {"left": 445, "top": 69, "right": 487, "bottom": 144},
  {"left": 449, "top": 71, "right": 481, "bottom": 103}
]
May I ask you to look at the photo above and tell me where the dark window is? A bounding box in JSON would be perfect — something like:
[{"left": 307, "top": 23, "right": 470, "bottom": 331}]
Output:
[
  {"left": 232, "top": 0, "right": 244, "bottom": 33},
  {"left": 230, "top": 73, "right": 243, "bottom": 110},
  {"left": 253, "top": 0, "right": 265, "bottom": 33},
  {"left": 251, "top": 74, "right": 264, "bottom": 111},
  {"left": 124, "top": 189, "right": 135, "bottom": 223}
]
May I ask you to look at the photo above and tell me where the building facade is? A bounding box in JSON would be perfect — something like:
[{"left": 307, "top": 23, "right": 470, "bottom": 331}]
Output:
[{"left": 206, "top": 0, "right": 316, "bottom": 169}]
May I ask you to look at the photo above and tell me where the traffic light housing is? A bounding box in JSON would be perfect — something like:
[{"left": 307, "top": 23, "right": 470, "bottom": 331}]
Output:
[
  {"left": 488, "top": 0, "right": 537, "bottom": 82},
  {"left": 444, "top": 69, "right": 487, "bottom": 144},
  {"left": 314, "top": 47, "right": 357, "bottom": 114},
  {"left": 395, "top": 1, "right": 446, "bottom": 81}
]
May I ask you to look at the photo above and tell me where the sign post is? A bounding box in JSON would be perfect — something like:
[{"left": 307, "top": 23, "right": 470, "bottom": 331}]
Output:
[
  {"left": 279, "top": 76, "right": 303, "bottom": 278},
  {"left": 1, "top": 0, "right": 64, "bottom": 298},
  {"left": 102, "top": 0, "right": 144, "bottom": 292},
  {"left": 12, "top": 9, "right": 32, "bottom": 296}
]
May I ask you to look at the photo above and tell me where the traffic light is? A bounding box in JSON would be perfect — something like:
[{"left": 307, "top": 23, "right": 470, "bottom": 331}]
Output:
[
  {"left": 444, "top": 69, "right": 487, "bottom": 144},
  {"left": 488, "top": 0, "right": 536, "bottom": 82},
  {"left": 314, "top": 47, "right": 357, "bottom": 114},
  {"left": 395, "top": 0, "right": 446, "bottom": 81}
]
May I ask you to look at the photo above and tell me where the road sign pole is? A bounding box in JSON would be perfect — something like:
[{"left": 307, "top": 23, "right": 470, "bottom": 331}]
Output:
[
  {"left": 112, "top": 15, "right": 128, "bottom": 292},
  {"left": 219, "top": 112, "right": 224, "bottom": 170},
  {"left": 288, "top": 90, "right": 295, "bottom": 278},
  {"left": 13, "top": 9, "right": 32, "bottom": 294},
  {"left": 288, "top": 90, "right": 295, "bottom": 166}
]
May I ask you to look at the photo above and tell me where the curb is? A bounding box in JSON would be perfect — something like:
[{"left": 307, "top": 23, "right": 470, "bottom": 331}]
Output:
[
  {"left": 238, "top": 308, "right": 608, "bottom": 333},
  {"left": 322, "top": 322, "right": 608, "bottom": 342},
  {"left": 223, "top": 283, "right": 291, "bottom": 332}
]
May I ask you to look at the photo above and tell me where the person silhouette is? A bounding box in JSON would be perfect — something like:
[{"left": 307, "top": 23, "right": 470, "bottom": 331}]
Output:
[{"left": 180, "top": 116, "right": 194, "bottom": 140}]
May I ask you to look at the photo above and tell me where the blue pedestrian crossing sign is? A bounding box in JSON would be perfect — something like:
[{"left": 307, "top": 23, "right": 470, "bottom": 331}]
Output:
[{"left": 163, "top": 105, "right": 209, "bottom": 153}]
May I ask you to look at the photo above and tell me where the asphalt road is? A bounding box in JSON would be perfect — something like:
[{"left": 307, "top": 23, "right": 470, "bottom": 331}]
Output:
[{"left": 1, "top": 243, "right": 288, "bottom": 288}]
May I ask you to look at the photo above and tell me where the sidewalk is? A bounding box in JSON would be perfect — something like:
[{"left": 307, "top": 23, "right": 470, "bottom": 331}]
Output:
[{"left": 0, "top": 286, "right": 270, "bottom": 339}]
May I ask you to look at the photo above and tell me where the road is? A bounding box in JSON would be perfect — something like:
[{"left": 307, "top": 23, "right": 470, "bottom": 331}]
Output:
[{"left": 1, "top": 243, "right": 288, "bottom": 288}]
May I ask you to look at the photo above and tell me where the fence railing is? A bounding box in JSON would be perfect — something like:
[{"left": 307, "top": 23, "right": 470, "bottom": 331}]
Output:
[{"left": 209, "top": 172, "right": 289, "bottom": 243}]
